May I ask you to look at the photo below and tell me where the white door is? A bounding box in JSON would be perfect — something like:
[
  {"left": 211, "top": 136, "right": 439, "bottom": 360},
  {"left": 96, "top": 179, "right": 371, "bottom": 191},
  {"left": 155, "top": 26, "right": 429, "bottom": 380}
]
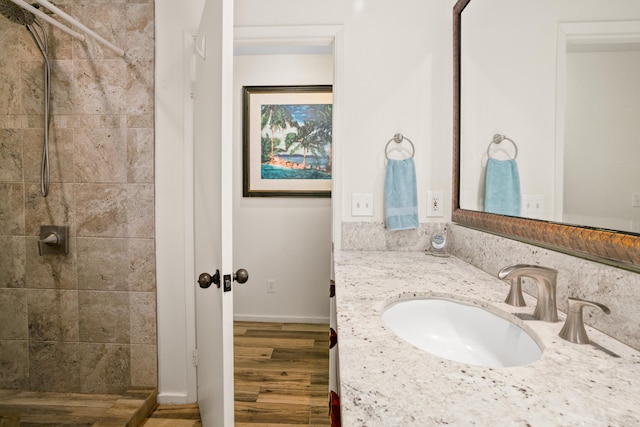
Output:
[{"left": 192, "top": 0, "right": 237, "bottom": 425}]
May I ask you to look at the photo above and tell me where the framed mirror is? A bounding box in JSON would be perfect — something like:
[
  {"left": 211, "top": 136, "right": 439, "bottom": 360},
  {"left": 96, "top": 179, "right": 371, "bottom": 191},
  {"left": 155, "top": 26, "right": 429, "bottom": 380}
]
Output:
[{"left": 453, "top": 0, "right": 640, "bottom": 272}]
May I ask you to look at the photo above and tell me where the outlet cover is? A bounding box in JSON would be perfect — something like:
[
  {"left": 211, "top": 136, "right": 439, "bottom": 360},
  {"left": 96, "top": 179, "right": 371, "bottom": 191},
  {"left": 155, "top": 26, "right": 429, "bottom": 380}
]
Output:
[
  {"left": 427, "top": 191, "right": 444, "bottom": 217},
  {"left": 267, "top": 279, "right": 276, "bottom": 293},
  {"left": 352, "top": 194, "right": 374, "bottom": 216},
  {"left": 632, "top": 193, "right": 640, "bottom": 207}
]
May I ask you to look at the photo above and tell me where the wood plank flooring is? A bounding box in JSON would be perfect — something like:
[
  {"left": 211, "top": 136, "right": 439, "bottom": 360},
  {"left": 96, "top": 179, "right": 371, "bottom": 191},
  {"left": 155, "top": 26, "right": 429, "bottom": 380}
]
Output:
[
  {"left": 145, "top": 321, "right": 331, "bottom": 426},
  {"left": 234, "top": 321, "right": 330, "bottom": 426},
  {"left": 140, "top": 404, "right": 201, "bottom": 426},
  {"left": 0, "top": 388, "right": 157, "bottom": 427}
]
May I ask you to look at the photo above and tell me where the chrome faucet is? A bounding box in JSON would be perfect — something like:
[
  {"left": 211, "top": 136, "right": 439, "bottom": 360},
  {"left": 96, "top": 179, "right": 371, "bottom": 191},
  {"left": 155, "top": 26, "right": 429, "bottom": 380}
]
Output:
[
  {"left": 498, "top": 264, "right": 558, "bottom": 322},
  {"left": 559, "top": 297, "right": 610, "bottom": 344}
]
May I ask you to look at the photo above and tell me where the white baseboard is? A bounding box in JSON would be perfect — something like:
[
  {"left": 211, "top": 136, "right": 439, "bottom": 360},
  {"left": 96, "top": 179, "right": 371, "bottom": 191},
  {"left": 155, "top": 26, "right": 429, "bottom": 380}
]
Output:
[
  {"left": 234, "top": 314, "right": 330, "bottom": 324},
  {"left": 156, "top": 392, "right": 196, "bottom": 405}
]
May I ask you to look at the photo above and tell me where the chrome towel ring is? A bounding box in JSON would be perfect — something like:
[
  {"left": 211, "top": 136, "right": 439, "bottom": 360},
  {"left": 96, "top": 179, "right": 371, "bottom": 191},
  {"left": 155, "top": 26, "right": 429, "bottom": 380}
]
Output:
[
  {"left": 385, "top": 133, "right": 415, "bottom": 160},
  {"left": 487, "top": 134, "right": 518, "bottom": 160}
]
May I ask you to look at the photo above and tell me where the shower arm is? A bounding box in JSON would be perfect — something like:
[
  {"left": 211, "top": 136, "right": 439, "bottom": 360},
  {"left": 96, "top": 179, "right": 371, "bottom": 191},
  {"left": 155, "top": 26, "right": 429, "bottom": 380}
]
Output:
[
  {"left": 8, "top": 0, "right": 125, "bottom": 57},
  {"left": 8, "top": 0, "right": 84, "bottom": 40}
]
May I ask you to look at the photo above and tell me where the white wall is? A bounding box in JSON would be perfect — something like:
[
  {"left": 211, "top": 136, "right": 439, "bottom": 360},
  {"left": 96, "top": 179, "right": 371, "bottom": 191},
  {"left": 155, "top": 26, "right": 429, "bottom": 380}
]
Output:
[
  {"left": 458, "top": 0, "right": 640, "bottom": 222},
  {"left": 459, "top": 0, "right": 559, "bottom": 216},
  {"left": 235, "top": 0, "right": 454, "bottom": 232},
  {"left": 155, "top": 0, "right": 204, "bottom": 403},
  {"left": 564, "top": 50, "right": 640, "bottom": 232},
  {"left": 156, "top": 0, "right": 454, "bottom": 401},
  {"left": 233, "top": 53, "right": 333, "bottom": 322}
]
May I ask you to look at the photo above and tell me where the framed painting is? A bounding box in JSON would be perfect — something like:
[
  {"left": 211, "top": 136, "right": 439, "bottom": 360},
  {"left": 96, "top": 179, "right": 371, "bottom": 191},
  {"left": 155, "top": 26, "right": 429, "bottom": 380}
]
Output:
[{"left": 242, "top": 85, "right": 333, "bottom": 197}]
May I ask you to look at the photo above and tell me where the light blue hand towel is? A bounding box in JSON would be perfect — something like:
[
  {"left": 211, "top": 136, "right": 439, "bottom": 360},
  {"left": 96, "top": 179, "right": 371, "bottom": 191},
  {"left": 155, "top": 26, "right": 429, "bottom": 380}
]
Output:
[
  {"left": 385, "top": 158, "right": 419, "bottom": 230},
  {"left": 484, "top": 158, "right": 521, "bottom": 216}
]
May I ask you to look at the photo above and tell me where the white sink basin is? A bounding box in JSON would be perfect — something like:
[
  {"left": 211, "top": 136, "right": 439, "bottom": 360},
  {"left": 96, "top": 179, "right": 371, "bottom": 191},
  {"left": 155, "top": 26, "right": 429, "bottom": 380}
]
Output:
[{"left": 382, "top": 298, "right": 542, "bottom": 368}]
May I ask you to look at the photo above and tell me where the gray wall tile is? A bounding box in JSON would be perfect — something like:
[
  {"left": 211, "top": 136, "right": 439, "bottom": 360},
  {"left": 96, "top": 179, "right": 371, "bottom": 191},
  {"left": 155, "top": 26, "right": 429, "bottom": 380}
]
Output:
[
  {"left": 0, "top": 0, "right": 156, "bottom": 392},
  {"left": 79, "top": 290, "right": 130, "bottom": 343}
]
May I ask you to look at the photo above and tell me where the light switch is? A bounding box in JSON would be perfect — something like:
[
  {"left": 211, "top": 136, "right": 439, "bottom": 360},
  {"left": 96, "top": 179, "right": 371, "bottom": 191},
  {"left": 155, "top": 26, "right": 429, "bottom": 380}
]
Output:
[
  {"left": 522, "top": 194, "right": 544, "bottom": 219},
  {"left": 352, "top": 194, "right": 374, "bottom": 216}
]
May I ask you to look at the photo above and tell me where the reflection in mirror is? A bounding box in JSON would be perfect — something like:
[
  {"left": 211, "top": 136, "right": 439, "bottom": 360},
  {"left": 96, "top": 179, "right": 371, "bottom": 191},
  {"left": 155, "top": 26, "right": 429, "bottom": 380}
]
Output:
[
  {"left": 453, "top": 0, "right": 640, "bottom": 272},
  {"left": 458, "top": 0, "right": 640, "bottom": 234}
]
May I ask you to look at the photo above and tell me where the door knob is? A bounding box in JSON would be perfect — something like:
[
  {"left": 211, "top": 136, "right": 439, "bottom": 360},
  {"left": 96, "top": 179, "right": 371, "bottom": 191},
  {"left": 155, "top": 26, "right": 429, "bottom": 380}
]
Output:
[
  {"left": 234, "top": 269, "right": 249, "bottom": 284},
  {"left": 198, "top": 269, "right": 220, "bottom": 289}
]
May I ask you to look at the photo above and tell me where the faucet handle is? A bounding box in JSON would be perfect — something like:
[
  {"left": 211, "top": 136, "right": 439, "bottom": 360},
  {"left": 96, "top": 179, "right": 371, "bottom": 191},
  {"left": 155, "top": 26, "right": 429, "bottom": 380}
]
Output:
[
  {"left": 503, "top": 277, "right": 526, "bottom": 307},
  {"left": 559, "top": 297, "right": 611, "bottom": 344},
  {"left": 38, "top": 232, "right": 59, "bottom": 256},
  {"left": 38, "top": 225, "right": 69, "bottom": 256}
]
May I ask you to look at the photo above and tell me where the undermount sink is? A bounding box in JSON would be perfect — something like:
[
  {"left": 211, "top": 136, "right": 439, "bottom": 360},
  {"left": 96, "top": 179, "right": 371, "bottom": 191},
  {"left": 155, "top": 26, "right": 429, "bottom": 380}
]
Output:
[{"left": 382, "top": 298, "right": 542, "bottom": 368}]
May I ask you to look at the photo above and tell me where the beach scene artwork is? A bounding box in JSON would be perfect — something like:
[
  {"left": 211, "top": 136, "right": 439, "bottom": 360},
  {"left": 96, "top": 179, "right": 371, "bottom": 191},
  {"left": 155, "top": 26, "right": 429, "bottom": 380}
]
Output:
[{"left": 260, "top": 103, "right": 332, "bottom": 180}]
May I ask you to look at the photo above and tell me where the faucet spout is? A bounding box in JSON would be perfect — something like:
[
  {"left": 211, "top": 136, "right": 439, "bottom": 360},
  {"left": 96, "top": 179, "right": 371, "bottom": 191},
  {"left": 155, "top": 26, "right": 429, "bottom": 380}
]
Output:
[{"left": 498, "top": 264, "right": 558, "bottom": 322}]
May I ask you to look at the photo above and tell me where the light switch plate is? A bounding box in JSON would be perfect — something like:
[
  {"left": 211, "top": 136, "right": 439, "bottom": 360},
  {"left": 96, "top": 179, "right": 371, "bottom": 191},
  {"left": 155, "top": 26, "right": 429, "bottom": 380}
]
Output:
[
  {"left": 352, "top": 194, "right": 374, "bottom": 216},
  {"left": 522, "top": 194, "right": 544, "bottom": 219}
]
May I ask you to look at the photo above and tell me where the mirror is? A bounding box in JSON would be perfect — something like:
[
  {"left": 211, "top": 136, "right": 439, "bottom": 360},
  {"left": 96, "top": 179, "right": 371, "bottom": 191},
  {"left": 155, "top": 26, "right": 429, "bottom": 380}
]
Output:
[{"left": 453, "top": 0, "right": 640, "bottom": 272}]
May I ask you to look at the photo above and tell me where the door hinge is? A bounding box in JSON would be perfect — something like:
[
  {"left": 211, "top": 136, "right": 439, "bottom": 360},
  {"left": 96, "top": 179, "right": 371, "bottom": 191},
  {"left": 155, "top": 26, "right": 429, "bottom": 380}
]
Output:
[
  {"left": 192, "top": 348, "right": 199, "bottom": 367},
  {"left": 190, "top": 80, "right": 196, "bottom": 99}
]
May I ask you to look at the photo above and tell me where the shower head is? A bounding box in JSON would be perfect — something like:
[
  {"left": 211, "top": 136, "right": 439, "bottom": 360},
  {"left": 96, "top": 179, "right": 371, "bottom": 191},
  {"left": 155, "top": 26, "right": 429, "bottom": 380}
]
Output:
[{"left": 0, "top": 0, "right": 35, "bottom": 26}]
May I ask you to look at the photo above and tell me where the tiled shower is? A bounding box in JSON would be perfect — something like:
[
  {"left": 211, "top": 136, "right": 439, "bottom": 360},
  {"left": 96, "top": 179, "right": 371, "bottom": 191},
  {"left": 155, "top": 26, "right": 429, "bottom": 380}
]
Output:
[{"left": 0, "top": 0, "right": 156, "bottom": 393}]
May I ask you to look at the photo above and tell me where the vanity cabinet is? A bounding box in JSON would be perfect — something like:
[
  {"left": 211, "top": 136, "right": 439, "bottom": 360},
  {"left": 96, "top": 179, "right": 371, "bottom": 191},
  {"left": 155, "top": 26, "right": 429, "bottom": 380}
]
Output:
[{"left": 328, "top": 279, "right": 341, "bottom": 426}]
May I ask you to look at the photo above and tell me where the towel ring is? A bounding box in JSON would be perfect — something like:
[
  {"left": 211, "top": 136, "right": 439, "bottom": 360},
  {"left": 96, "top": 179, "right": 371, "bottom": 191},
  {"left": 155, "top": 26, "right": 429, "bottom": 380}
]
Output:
[
  {"left": 385, "top": 133, "right": 415, "bottom": 160},
  {"left": 487, "top": 134, "right": 518, "bottom": 160}
]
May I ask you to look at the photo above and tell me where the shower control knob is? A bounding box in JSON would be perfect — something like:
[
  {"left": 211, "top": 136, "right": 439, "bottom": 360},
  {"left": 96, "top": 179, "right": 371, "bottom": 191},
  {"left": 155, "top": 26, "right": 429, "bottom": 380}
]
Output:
[
  {"left": 198, "top": 269, "right": 220, "bottom": 289},
  {"left": 234, "top": 269, "right": 249, "bottom": 284}
]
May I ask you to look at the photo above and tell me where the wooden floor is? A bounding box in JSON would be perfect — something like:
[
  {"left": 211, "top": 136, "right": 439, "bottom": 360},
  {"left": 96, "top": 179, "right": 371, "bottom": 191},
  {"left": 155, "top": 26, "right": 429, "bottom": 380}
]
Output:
[
  {"left": 0, "top": 388, "right": 157, "bottom": 427},
  {"left": 0, "top": 322, "right": 329, "bottom": 426},
  {"left": 233, "top": 321, "right": 330, "bottom": 426},
  {"left": 140, "top": 403, "right": 201, "bottom": 426},
  {"left": 143, "top": 321, "right": 330, "bottom": 426}
]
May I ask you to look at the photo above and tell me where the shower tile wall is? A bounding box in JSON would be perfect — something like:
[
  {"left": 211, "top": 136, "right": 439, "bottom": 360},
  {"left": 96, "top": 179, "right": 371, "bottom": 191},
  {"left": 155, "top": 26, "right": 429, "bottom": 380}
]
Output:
[{"left": 0, "top": 0, "right": 156, "bottom": 393}]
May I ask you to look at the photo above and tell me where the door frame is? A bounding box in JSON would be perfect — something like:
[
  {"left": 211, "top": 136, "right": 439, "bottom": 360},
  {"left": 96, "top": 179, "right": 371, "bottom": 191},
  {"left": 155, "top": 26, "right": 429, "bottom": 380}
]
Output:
[
  {"left": 182, "top": 30, "right": 198, "bottom": 403},
  {"left": 164, "top": 23, "right": 344, "bottom": 402}
]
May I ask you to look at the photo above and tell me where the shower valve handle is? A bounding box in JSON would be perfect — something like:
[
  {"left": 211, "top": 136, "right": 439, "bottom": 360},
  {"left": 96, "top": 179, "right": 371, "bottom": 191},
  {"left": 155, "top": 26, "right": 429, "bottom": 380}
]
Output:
[
  {"left": 38, "top": 225, "right": 69, "bottom": 256},
  {"left": 38, "top": 232, "right": 59, "bottom": 256}
]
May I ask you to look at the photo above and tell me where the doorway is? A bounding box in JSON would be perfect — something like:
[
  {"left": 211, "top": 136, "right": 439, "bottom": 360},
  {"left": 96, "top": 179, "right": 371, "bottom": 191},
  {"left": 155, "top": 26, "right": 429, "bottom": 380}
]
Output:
[
  {"left": 230, "top": 26, "right": 341, "bottom": 425},
  {"left": 232, "top": 47, "right": 334, "bottom": 323}
]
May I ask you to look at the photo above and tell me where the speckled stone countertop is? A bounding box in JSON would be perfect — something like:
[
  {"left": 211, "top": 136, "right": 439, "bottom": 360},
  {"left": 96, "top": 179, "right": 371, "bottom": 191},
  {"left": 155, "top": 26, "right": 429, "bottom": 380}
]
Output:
[{"left": 333, "top": 251, "right": 640, "bottom": 426}]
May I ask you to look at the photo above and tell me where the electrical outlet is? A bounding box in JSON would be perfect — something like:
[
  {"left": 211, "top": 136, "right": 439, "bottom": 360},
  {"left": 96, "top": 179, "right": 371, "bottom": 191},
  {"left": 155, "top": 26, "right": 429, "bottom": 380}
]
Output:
[
  {"left": 427, "top": 191, "right": 444, "bottom": 217},
  {"left": 267, "top": 279, "right": 276, "bottom": 293},
  {"left": 632, "top": 193, "right": 640, "bottom": 207},
  {"left": 352, "top": 193, "right": 374, "bottom": 216}
]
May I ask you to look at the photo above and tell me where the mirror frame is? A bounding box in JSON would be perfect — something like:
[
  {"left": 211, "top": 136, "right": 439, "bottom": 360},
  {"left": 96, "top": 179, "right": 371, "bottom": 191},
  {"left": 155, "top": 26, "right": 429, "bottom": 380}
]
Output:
[{"left": 452, "top": 0, "right": 640, "bottom": 273}]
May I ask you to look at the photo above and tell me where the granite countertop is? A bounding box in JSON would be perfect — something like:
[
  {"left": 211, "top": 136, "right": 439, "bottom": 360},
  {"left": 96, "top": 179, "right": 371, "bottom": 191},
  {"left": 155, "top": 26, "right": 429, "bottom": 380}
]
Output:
[{"left": 333, "top": 251, "right": 640, "bottom": 426}]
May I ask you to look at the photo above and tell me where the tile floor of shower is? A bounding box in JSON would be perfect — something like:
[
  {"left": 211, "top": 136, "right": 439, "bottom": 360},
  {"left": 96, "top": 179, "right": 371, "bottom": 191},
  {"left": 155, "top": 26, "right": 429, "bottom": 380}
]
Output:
[{"left": 0, "top": 387, "right": 201, "bottom": 427}]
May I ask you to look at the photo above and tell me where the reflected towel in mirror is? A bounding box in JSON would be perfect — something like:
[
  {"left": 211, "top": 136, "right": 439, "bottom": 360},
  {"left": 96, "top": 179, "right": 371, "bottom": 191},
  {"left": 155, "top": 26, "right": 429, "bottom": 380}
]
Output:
[
  {"left": 484, "top": 158, "right": 521, "bottom": 216},
  {"left": 384, "top": 158, "right": 419, "bottom": 230}
]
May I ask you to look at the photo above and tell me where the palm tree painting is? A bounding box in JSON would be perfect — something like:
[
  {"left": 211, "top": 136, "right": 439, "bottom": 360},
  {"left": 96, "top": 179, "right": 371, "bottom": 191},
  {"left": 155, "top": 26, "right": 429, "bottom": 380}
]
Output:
[
  {"left": 260, "top": 103, "right": 332, "bottom": 180},
  {"left": 243, "top": 85, "right": 332, "bottom": 197}
]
